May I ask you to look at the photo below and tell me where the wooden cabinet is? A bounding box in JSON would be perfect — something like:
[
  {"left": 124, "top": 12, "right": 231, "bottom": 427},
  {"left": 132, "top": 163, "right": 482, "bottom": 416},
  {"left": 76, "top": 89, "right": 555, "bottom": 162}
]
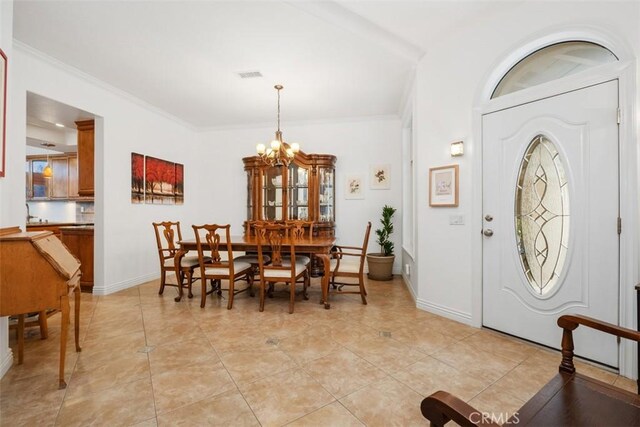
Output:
[
  {"left": 26, "top": 154, "right": 79, "bottom": 200},
  {"left": 60, "top": 226, "right": 94, "bottom": 292},
  {"left": 243, "top": 151, "right": 336, "bottom": 236},
  {"left": 76, "top": 120, "right": 95, "bottom": 197}
]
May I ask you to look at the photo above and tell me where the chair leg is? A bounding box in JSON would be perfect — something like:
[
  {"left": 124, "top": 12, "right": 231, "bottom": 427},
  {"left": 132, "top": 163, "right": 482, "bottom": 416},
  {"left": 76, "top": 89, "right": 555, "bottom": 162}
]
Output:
[
  {"left": 187, "top": 270, "right": 194, "bottom": 299},
  {"left": 158, "top": 269, "right": 166, "bottom": 295},
  {"left": 174, "top": 271, "right": 184, "bottom": 302},
  {"left": 289, "top": 281, "right": 295, "bottom": 314},
  {"left": 200, "top": 277, "right": 207, "bottom": 308},
  {"left": 303, "top": 272, "right": 310, "bottom": 300},
  {"left": 259, "top": 280, "right": 265, "bottom": 312},
  {"left": 38, "top": 310, "right": 49, "bottom": 340},
  {"left": 359, "top": 273, "right": 367, "bottom": 305},
  {"left": 248, "top": 273, "right": 255, "bottom": 297},
  {"left": 227, "top": 279, "right": 235, "bottom": 310}
]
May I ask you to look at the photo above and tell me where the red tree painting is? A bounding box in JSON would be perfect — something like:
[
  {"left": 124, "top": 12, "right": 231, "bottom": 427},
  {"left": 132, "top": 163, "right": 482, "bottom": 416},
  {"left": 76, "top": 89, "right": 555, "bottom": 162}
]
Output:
[
  {"left": 145, "top": 156, "right": 176, "bottom": 204},
  {"left": 131, "top": 153, "right": 144, "bottom": 203},
  {"left": 132, "top": 153, "right": 185, "bottom": 205},
  {"left": 175, "top": 163, "right": 184, "bottom": 205}
]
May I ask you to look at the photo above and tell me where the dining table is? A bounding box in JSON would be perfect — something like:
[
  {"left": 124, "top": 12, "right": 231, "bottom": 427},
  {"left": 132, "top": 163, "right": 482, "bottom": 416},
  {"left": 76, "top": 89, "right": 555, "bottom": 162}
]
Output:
[{"left": 175, "top": 234, "right": 337, "bottom": 309}]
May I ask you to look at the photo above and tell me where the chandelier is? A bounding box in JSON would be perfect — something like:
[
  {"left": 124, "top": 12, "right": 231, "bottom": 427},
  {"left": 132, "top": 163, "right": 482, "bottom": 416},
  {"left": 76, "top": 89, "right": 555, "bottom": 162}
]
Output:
[{"left": 256, "top": 84, "right": 300, "bottom": 167}]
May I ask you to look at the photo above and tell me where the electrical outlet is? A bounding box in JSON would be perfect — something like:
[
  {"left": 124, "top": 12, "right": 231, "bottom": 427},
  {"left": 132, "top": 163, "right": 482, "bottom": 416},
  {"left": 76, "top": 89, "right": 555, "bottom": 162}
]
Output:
[
  {"left": 404, "top": 264, "right": 411, "bottom": 275},
  {"left": 449, "top": 215, "right": 465, "bottom": 225}
]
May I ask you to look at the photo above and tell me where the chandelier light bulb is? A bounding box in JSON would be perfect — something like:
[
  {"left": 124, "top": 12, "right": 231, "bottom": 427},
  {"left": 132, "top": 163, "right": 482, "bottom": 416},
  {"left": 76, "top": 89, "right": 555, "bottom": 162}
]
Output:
[
  {"left": 271, "top": 140, "right": 281, "bottom": 150},
  {"left": 286, "top": 148, "right": 294, "bottom": 157},
  {"left": 256, "top": 143, "right": 266, "bottom": 154},
  {"left": 290, "top": 142, "right": 300, "bottom": 153}
]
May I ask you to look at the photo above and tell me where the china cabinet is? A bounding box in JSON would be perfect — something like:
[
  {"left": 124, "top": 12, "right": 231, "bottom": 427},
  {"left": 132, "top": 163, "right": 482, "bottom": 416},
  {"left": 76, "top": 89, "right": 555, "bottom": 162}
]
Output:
[{"left": 243, "top": 151, "right": 336, "bottom": 237}]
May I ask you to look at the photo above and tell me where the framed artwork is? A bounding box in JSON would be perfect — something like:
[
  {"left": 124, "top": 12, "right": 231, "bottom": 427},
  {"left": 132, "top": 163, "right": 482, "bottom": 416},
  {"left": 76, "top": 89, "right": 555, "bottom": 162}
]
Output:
[
  {"left": 370, "top": 164, "right": 390, "bottom": 189},
  {"left": 0, "top": 49, "right": 7, "bottom": 178},
  {"left": 429, "top": 164, "right": 459, "bottom": 207},
  {"left": 174, "top": 163, "right": 184, "bottom": 205},
  {"left": 345, "top": 174, "right": 364, "bottom": 199},
  {"left": 131, "top": 153, "right": 145, "bottom": 203}
]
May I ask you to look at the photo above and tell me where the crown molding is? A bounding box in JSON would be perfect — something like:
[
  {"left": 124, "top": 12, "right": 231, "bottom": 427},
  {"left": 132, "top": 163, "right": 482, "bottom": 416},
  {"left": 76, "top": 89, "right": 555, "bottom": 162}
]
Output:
[
  {"left": 13, "top": 40, "right": 198, "bottom": 132},
  {"left": 285, "top": 1, "right": 423, "bottom": 63}
]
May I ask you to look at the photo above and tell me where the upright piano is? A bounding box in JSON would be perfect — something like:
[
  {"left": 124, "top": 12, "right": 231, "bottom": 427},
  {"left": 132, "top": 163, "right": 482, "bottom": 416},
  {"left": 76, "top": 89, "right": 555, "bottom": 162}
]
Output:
[{"left": 0, "top": 226, "right": 82, "bottom": 389}]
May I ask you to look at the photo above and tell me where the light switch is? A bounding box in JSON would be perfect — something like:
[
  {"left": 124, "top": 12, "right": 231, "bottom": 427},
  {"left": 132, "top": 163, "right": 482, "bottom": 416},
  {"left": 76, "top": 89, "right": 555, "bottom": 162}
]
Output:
[{"left": 449, "top": 215, "right": 465, "bottom": 225}]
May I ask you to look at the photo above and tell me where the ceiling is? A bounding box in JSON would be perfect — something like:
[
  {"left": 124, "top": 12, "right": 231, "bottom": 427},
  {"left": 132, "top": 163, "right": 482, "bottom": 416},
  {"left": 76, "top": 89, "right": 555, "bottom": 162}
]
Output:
[{"left": 13, "top": 1, "right": 513, "bottom": 129}]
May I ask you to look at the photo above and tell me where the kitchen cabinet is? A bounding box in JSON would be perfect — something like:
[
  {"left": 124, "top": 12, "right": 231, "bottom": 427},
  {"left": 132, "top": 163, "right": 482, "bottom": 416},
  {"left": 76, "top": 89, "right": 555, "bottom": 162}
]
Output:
[
  {"left": 26, "top": 154, "right": 80, "bottom": 201},
  {"left": 76, "top": 120, "right": 94, "bottom": 197},
  {"left": 243, "top": 151, "right": 336, "bottom": 237}
]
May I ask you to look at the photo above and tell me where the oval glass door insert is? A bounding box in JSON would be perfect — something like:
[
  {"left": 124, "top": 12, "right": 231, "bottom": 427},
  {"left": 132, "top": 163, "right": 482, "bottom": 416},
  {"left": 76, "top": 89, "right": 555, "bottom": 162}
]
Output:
[{"left": 515, "top": 135, "right": 570, "bottom": 296}]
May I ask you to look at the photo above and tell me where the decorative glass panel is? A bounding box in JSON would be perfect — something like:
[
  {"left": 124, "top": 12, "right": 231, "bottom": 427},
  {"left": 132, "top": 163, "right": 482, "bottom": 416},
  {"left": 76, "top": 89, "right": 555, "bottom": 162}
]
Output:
[
  {"left": 515, "top": 135, "right": 569, "bottom": 296},
  {"left": 288, "top": 163, "right": 309, "bottom": 220},
  {"left": 492, "top": 41, "right": 617, "bottom": 98}
]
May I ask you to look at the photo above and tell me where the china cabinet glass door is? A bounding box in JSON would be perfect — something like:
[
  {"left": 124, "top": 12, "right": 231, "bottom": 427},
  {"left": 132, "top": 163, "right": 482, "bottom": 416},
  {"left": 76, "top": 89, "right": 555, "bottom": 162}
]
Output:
[
  {"left": 262, "top": 166, "right": 284, "bottom": 220},
  {"left": 318, "top": 167, "right": 334, "bottom": 222},
  {"left": 288, "top": 163, "right": 310, "bottom": 220}
]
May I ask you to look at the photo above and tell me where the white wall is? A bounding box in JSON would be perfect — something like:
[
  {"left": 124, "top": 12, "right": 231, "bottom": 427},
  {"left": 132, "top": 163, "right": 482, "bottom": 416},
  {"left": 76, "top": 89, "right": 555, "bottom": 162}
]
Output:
[
  {"left": 0, "top": 0, "right": 14, "bottom": 379},
  {"left": 413, "top": 2, "right": 640, "bottom": 330},
  {"left": 198, "top": 118, "right": 403, "bottom": 273}
]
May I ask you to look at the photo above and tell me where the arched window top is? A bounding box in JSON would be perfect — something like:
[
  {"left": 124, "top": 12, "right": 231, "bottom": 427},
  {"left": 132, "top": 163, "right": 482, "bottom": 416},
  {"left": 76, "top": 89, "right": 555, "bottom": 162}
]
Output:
[{"left": 492, "top": 41, "right": 617, "bottom": 99}]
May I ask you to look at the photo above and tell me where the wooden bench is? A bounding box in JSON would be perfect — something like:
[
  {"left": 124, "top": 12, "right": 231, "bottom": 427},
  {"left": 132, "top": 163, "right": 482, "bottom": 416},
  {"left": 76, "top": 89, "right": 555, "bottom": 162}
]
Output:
[{"left": 421, "top": 315, "right": 640, "bottom": 426}]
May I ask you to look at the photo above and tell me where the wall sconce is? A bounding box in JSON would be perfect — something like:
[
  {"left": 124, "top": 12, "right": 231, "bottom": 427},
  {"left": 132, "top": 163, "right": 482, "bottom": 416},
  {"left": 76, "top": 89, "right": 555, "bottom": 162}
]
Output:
[{"left": 450, "top": 141, "right": 464, "bottom": 157}]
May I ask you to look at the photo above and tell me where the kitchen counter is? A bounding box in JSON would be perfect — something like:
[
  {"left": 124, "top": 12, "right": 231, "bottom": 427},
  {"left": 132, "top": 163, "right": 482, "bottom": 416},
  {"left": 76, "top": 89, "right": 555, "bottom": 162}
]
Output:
[{"left": 27, "top": 222, "right": 94, "bottom": 227}]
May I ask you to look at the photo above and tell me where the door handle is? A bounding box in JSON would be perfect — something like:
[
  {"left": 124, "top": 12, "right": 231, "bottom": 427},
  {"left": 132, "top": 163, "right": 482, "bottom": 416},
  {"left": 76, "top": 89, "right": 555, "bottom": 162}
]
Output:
[
  {"left": 484, "top": 214, "right": 493, "bottom": 222},
  {"left": 483, "top": 229, "right": 494, "bottom": 237}
]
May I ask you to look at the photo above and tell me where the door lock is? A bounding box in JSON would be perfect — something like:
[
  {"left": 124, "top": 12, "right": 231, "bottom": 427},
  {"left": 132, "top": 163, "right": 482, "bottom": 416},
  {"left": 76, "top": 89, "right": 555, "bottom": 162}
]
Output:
[{"left": 483, "top": 229, "right": 494, "bottom": 237}]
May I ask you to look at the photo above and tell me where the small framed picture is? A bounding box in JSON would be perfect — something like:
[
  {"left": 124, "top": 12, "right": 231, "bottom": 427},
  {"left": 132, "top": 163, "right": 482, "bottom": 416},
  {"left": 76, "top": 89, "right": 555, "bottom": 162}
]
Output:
[
  {"left": 370, "top": 164, "right": 390, "bottom": 190},
  {"left": 429, "top": 165, "right": 459, "bottom": 207},
  {"left": 345, "top": 174, "right": 364, "bottom": 199}
]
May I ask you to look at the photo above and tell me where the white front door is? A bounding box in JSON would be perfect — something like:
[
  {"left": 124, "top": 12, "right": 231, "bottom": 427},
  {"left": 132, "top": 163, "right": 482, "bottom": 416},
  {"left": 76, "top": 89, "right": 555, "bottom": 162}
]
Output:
[{"left": 482, "top": 80, "right": 620, "bottom": 367}]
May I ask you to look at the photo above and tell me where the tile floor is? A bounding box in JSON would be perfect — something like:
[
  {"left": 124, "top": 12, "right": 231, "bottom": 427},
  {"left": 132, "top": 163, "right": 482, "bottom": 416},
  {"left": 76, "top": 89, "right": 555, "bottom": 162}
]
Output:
[{"left": 1, "top": 276, "right": 635, "bottom": 426}]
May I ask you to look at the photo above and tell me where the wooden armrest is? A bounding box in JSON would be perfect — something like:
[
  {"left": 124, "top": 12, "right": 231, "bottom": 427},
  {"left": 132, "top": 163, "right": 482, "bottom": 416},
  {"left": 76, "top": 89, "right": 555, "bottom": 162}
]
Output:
[
  {"left": 558, "top": 314, "right": 640, "bottom": 342},
  {"left": 333, "top": 245, "right": 363, "bottom": 251},
  {"left": 421, "top": 391, "right": 500, "bottom": 427},
  {"left": 557, "top": 314, "right": 640, "bottom": 376}
]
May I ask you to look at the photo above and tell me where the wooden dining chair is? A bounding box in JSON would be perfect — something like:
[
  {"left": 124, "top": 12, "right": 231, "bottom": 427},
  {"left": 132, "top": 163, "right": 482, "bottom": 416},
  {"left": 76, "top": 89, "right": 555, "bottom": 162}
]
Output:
[
  {"left": 153, "top": 221, "right": 202, "bottom": 302},
  {"left": 284, "top": 220, "right": 314, "bottom": 281},
  {"left": 329, "top": 221, "right": 372, "bottom": 305},
  {"left": 192, "top": 224, "right": 254, "bottom": 309},
  {"left": 233, "top": 220, "right": 272, "bottom": 273},
  {"left": 255, "top": 223, "right": 309, "bottom": 314}
]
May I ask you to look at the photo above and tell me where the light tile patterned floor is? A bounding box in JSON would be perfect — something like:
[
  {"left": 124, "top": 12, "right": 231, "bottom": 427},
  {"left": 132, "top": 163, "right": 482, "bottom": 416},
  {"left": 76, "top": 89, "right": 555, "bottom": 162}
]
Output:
[{"left": 1, "top": 276, "right": 633, "bottom": 426}]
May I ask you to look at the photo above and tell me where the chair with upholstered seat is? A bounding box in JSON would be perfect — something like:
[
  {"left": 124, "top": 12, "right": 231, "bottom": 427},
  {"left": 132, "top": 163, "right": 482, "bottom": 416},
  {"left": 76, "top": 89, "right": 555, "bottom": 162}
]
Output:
[
  {"left": 233, "top": 220, "right": 271, "bottom": 272},
  {"left": 329, "top": 221, "right": 371, "bottom": 305},
  {"left": 255, "top": 223, "right": 309, "bottom": 314},
  {"left": 192, "top": 224, "right": 254, "bottom": 309},
  {"left": 153, "top": 221, "right": 202, "bottom": 302}
]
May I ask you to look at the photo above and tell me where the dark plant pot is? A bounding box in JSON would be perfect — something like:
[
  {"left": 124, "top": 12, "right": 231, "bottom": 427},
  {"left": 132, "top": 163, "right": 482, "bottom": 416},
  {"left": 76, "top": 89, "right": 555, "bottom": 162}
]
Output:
[{"left": 366, "top": 253, "right": 395, "bottom": 281}]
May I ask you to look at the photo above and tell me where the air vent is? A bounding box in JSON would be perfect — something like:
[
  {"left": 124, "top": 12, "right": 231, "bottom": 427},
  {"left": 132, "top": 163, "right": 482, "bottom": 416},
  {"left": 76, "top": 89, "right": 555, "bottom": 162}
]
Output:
[
  {"left": 237, "top": 71, "right": 263, "bottom": 79},
  {"left": 40, "top": 142, "right": 56, "bottom": 147}
]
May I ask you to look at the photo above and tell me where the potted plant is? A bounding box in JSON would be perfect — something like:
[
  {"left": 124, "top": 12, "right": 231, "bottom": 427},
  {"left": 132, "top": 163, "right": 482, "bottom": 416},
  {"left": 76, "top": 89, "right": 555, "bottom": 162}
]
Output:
[{"left": 367, "top": 205, "right": 396, "bottom": 281}]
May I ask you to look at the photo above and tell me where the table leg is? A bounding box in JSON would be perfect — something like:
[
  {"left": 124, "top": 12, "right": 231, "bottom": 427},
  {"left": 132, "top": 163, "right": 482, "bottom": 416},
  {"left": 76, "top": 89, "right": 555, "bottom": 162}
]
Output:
[
  {"left": 174, "top": 250, "right": 187, "bottom": 302},
  {"left": 74, "top": 285, "right": 82, "bottom": 353},
  {"left": 17, "top": 314, "right": 25, "bottom": 364},
  {"left": 317, "top": 254, "right": 331, "bottom": 309},
  {"left": 59, "top": 294, "right": 69, "bottom": 389},
  {"left": 38, "top": 310, "right": 48, "bottom": 339}
]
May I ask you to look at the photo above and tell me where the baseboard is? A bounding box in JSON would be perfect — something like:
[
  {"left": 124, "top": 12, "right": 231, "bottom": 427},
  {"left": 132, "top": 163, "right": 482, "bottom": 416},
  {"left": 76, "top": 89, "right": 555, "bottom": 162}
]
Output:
[
  {"left": 92, "top": 272, "right": 160, "bottom": 296},
  {"left": 0, "top": 348, "right": 13, "bottom": 379},
  {"left": 402, "top": 274, "right": 417, "bottom": 302},
  {"left": 416, "top": 298, "right": 474, "bottom": 326}
]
